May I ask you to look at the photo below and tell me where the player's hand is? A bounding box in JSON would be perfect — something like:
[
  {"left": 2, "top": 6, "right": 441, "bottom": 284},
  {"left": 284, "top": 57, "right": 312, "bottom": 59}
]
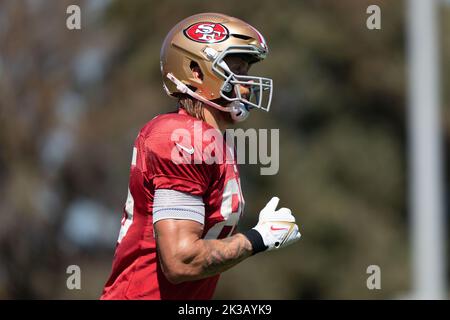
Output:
[{"left": 252, "top": 197, "right": 301, "bottom": 251}]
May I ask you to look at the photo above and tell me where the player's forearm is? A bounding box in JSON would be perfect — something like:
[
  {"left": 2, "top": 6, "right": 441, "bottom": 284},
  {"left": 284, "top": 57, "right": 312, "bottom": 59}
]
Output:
[
  {"left": 168, "top": 233, "right": 253, "bottom": 283},
  {"left": 198, "top": 233, "right": 253, "bottom": 277}
]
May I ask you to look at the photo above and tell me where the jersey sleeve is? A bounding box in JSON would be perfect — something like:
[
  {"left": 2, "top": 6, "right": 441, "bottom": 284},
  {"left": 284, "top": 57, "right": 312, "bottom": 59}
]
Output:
[{"left": 145, "top": 128, "right": 215, "bottom": 197}]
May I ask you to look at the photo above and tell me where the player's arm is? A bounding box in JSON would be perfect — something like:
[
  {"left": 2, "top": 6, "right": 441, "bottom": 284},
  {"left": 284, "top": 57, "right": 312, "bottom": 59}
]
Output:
[
  {"left": 155, "top": 219, "right": 253, "bottom": 284},
  {"left": 153, "top": 191, "right": 301, "bottom": 284}
]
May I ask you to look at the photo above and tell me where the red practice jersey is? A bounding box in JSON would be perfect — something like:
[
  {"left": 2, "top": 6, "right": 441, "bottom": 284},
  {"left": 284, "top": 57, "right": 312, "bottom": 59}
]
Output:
[{"left": 101, "top": 109, "right": 245, "bottom": 300}]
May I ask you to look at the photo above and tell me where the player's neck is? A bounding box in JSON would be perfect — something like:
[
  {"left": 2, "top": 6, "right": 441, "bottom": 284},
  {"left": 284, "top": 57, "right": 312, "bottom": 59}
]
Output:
[{"left": 203, "top": 105, "right": 230, "bottom": 133}]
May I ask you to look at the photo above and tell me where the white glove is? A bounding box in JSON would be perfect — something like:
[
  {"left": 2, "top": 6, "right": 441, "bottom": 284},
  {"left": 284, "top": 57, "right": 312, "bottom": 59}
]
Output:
[{"left": 252, "top": 197, "right": 301, "bottom": 251}]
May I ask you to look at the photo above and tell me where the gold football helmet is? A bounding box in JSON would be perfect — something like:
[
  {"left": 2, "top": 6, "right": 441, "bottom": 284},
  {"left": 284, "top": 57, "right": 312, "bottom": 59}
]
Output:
[{"left": 160, "top": 13, "right": 273, "bottom": 121}]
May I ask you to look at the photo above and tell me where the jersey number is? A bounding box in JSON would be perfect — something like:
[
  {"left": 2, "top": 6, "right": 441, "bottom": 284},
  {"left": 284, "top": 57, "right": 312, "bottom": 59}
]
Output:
[
  {"left": 204, "top": 178, "right": 244, "bottom": 240},
  {"left": 117, "top": 147, "right": 137, "bottom": 243}
]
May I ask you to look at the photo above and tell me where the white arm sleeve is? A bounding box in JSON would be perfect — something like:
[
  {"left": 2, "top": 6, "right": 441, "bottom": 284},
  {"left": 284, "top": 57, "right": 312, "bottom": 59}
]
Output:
[{"left": 152, "top": 189, "right": 205, "bottom": 225}]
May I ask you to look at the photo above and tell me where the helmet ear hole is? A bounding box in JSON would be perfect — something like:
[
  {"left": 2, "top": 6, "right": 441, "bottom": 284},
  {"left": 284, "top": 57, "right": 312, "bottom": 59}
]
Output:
[{"left": 190, "top": 61, "right": 203, "bottom": 81}]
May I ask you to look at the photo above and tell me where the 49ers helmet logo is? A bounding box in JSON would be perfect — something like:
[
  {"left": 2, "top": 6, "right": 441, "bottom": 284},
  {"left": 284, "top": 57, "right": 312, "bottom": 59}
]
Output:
[{"left": 184, "top": 22, "right": 229, "bottom": 43}]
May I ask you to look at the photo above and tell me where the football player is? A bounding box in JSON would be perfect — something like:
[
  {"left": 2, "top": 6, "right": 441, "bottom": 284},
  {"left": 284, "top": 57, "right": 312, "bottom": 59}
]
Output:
[{"left": 101, "top": 13, "right": 301, "bottom": 300}]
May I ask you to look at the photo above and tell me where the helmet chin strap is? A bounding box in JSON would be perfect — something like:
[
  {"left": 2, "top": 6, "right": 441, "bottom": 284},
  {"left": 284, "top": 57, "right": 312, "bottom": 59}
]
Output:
[
  {"left": 229, "top": 101, "right": 249, "bottom": 122},
  {"left": 166, "top": 73, "right": 249, "bottom": 122}
]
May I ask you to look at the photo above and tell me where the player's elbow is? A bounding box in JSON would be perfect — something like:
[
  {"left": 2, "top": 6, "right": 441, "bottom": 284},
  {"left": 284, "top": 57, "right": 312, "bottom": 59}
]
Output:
[
  {"left": 162, "top": 263, "right": 195, "bottom": 284},
  {"left": 161, "top": 249, "right": 201, "bottom": 284},
  {"left": 163, "top": 268, "right": 184, "bottom": 284}
]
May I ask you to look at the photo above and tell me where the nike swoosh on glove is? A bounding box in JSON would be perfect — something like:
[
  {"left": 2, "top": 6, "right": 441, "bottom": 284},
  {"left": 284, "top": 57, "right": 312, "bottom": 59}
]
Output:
[{"left": 252, "top": 197, "right": 301, "bottom": 251}]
